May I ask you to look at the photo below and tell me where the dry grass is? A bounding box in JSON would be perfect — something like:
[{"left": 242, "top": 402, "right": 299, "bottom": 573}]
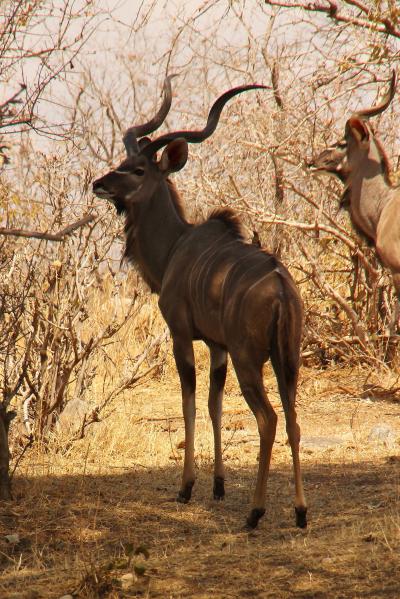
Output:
[{"left": 1, "top": 342, "right": 400, "bottom": 598}]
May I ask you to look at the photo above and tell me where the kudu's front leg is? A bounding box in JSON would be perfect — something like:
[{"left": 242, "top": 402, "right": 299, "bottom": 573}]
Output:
[
  {"left": 173, "top": 337, "right": 196, "bottom": 503},
  {"left": 208, "top": 343, "right": 227, "bottom": 500}
]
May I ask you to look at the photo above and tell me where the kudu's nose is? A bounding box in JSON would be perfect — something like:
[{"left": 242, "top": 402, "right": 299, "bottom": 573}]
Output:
[
  {"left": 92, "top": 178, "right": 102, "bottom": 192},
  {"left": 92, "top": 176, "right": 113, "bottom": 200}
]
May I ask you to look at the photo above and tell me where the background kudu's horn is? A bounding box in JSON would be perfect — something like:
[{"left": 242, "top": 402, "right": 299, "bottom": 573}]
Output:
[
  {"left": 123, "top": 73, "right": 177, "bottom": 156},
  {"left": 354, "top": 70, "right": 396, "bottom": 119},
  {"left": 141, "top": 84, "right": 270, "bottom": 157}
]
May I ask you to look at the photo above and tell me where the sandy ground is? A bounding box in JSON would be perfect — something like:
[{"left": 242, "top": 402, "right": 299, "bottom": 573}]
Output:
[{"left": 1, "top": 357, "right": 400, "bottom": 598}]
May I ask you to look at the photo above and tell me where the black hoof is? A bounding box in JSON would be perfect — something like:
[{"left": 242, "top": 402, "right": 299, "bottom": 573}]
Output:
[
  {"left": 245, "top": 508, "right": 266, "bottom": 530},
  {"left": 177, "top": 481, "right": 194, "bottom": 503},
  {"left": 213, "top": 476, "right": 225, "bottom": 500},
  {"left": 295, "top": 506, "right": 307, "bottom": 528}
]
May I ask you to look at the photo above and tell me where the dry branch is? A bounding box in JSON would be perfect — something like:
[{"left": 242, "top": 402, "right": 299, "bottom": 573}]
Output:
[
  {"left": 263, "top": 0, "right": 400, "bottom": 39},
  {"left": 297, "top": 239, "right": 370, "bottom": 347},
  {"left": 0, "top": 214, "right": 94, "bottom": 241},
  {"left": 251, "top": 208, "right": 379, "bottom": 280},
  {"left": 97, "top": 329, "right": 170, "bottom": 413}
]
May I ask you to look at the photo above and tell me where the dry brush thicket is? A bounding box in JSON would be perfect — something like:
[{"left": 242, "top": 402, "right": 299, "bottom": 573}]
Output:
[
  {"left": 0, "top": 0, "right": 171, "bottom": 499},
  {"left": 0, "top": 0, "right": 399, "bottom": 503},
  {"left": 0, "top": 149, "right": 166, "bottom": 489}
]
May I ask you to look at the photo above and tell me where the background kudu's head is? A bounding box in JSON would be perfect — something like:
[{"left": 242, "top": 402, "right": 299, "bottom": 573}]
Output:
[
  {"left": 307, "top": 142, "right": 348, "bottom": 182},
  {"left": 93, "top": 76, "right": 269, "bottom": 213},
  {"left": 309, "top": 71, "right": 397, "bottom": 183}
]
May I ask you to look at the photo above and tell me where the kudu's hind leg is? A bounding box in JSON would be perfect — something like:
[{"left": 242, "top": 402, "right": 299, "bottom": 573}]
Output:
[
  {"left": 173, "top": 337, "right": 196, "bottom": 503},
  {"left": 271, "top": 352, "right": 307, "bottom": 528},
  {"left": 207, "top": 343, "right": 227, "bottom": 500},
  {"left": 231, "top": 357, "right": 277, "bottom": 529}
]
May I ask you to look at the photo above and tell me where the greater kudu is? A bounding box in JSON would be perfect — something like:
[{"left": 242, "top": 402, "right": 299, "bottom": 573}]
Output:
[
  {"left": 309, "top": 72, "right": 400, "bottom": 304},
  {"left": 93, "top": 77, "right": 307, "bottom": 529}
]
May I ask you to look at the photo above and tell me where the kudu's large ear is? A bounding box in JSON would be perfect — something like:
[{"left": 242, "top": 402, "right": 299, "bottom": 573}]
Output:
[
  {"left": 159, "top": 138, "right": 188, "bottom": 174},
  {"left": 346, "top": 117, "right": 370, "bottom": 145}
]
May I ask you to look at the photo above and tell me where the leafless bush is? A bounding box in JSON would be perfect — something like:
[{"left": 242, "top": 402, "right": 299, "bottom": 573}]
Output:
[
  {"left": 78, "top": 27, "right": 399, "bottom": 367},
  {"left": 0, "top": 147, "right": 170, "bottom": 497},
  {"left": 32, "top": 2, "right": 400, "bottom": 367},
  {"left": 0, "top": 0, "right": 168, "bottom": 499}
]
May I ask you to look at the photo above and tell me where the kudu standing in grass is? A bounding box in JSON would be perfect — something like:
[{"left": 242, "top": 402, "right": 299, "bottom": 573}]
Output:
[
  {"left": 309, "top": 72, "right": 400, "bottom": 327},
  {"left": 93, "top": 76, "right": 307, "bottom": 529}
]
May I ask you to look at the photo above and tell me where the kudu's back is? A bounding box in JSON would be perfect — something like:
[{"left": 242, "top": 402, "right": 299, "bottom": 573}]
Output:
[{"left": 160, "top": 211, "right": 302, "bottom": 370}]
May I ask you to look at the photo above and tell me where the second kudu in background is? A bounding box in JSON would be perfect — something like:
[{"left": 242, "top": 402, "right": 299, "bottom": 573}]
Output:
[{"left": 310, "top": 72, "right": 400, "bottom": 333}]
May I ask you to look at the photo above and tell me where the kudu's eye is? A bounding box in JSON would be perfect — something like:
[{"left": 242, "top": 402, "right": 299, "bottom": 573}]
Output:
[{"left": 134, "top": 167, "right": 145, "bottom": 176}]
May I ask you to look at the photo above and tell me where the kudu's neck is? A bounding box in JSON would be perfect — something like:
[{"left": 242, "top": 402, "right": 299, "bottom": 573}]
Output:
[
  {"left": 347, "top": 136, "right": 396, "bottom": 241},
  {"left": 124, "top": 180, "right": 189, "bottom": 292}
]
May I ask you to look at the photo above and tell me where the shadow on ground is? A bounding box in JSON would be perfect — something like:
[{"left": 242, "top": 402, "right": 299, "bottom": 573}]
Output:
[{"left": 0, "top": 458, "right": 399, "bottom": 598}]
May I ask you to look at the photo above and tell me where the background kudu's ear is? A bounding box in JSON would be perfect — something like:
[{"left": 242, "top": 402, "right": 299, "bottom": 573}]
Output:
[
  {"left": 159, "top": 138, "right": 188, "bottom": 174},
  {"left": 346, "top": 117, "right": 370, "bottom": 145}
]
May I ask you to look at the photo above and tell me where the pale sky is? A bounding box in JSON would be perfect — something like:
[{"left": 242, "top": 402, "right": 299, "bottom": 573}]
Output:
[{"left": 2, "top": 1, "right": 397, "bottom": 149}]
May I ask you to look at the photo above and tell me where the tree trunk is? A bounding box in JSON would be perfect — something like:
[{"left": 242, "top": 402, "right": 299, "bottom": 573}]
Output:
[{"left": 0, "top": 403, "right": 15, "bottom": 501}]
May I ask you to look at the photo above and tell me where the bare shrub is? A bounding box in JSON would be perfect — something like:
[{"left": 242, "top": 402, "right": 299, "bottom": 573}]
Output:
[
  {"left": 0, "top": 1, "right": 169, "bottom": 498},
  {"left": 0, "top": 148, "right": 170, "bottom": 496}
]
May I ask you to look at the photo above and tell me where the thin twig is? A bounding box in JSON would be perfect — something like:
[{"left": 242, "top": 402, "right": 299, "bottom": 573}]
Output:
[{"left": 10, "top": 435, "right": 34, "bottom": 480}]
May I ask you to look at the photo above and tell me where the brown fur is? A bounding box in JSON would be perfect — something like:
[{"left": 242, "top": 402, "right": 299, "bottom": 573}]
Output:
[
  {"left": 166, "top": 179, "right": 187, "bottom": 221},
  {"left": 310, "top": 83, "right": 400, "bottom": 307}
]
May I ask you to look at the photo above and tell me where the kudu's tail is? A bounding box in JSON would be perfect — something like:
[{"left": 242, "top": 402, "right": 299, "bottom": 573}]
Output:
[{"left": 271, "top": 279, "right": 302, "bottom": 408}]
